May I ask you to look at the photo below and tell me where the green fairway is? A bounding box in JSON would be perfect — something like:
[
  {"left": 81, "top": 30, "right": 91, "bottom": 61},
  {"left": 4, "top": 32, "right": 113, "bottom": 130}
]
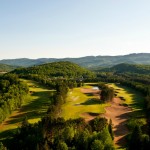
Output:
[
  {"left": 61, "top": 85, "right": 109, "bottom": 120},
  {"left": 0, "top": 79, "right": 53, "bottom": 133}
]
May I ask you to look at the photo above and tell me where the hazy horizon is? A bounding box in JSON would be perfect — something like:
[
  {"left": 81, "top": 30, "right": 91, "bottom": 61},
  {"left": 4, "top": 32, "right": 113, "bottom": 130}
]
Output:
[
  {"left": 1, "top": 0, "right": 150, "bottom": 59},
  {"left": 0, "top": 52, "right": 149, "bottom": 61}
]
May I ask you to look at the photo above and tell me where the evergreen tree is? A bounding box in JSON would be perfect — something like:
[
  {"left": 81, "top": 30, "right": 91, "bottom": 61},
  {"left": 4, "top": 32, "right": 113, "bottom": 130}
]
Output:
[
  {"left": 129, "top": 125, "right": 142, "bottom": 150},
  {"left": 108, "top": 119, "right": 114, "bottom": 140}
]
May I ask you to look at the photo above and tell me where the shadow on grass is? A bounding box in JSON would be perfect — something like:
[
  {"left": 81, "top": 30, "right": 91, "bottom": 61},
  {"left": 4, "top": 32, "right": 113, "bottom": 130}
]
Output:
[
  {"left": 88, "top": 112, "right": 100, "bottom": 116},
  {"left": 112, "top": 108, "right": 145, "bottom": 148},
  {"left": 0, "top": 128, "right": 17, "bottom": 141},
  {"left": 4, "top": 90, "right": 53, "bottom": 125},
  {"left": 0, "top": 128, "right": 18, "bottom": 148},
  {"left": 80, "top": 98, "right": 102, "bottom": 105},
  {"left": 84, "top": 93, "right": 94, "bottom": 96},
  {"left": 113, "top": 84, "right": 145, "bottom": 111}
]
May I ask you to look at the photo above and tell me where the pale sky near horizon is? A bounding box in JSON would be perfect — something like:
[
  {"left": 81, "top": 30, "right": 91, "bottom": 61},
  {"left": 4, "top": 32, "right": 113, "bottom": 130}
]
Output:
[{"left": 0, "top": 0, "right": 150, "bottom": 59}]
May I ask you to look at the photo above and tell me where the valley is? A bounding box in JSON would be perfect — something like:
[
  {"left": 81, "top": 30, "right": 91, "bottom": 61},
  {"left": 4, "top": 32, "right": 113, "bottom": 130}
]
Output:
[{"left": 0, "top": 61, "right": 149, "bottom": 150}]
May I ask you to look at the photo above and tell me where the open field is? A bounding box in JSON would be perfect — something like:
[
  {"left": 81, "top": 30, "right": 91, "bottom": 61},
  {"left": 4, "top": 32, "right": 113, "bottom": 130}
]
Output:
[
  {"left": 0, "top": 79, "right": 53, "bottom": 139},
  {"left": 61, "top": 85, "right": 109, "bottom": 121}
]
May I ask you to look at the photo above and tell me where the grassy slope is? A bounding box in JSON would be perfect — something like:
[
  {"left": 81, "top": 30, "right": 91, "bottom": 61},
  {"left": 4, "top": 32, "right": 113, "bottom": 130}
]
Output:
[
  {"left": 0, "top": 79, "right": 53, "bottom": 137},
  {"left": 108, "top": 83, "right": 145, "bottom": 118},
  {"left": 61, "top": 85, "right": 109, "bottom": 120}
]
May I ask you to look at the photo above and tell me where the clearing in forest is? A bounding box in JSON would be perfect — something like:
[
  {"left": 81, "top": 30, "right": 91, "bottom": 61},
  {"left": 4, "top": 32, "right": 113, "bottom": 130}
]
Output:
[
  {"left": 0, "top": 79, "right": 53, "bottom": 135},
  {"left": 61, "top": 85, "right": 109, "bottom": 121}
]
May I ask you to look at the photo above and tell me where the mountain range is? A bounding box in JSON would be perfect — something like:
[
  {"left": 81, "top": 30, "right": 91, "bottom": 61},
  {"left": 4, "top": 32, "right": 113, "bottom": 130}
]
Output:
[{"left": 0, "top": 53, "right": 150, "bottom": 68}]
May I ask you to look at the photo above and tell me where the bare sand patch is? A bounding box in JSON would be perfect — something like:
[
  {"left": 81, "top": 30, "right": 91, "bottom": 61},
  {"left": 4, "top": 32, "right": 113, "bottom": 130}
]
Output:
[
  {"left": 80, "top": 112, "right": 97, "bottom": 122},
  {"left": 102, "top": 98, "right": 132, "bottom": 147}
]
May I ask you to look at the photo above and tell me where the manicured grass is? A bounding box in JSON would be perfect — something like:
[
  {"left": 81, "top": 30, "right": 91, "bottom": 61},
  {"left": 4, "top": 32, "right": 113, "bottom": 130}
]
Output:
[
  {"left": 0, "top": 79, "right": 53, "bottom": 134},
  {"left": 61, "top": 85, "right": 109, "bottom": 120},
  {"left": 21, "top": 79, "right": 55, "bottom": 123}
]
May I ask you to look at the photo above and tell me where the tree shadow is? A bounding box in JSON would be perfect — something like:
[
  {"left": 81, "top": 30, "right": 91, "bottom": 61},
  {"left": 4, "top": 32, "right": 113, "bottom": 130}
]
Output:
[
  {"left": 84, "top": 93, "right": 94, "bottom": 96},
  {"left": 0, "top": 128, "right": 18, "bottom": 148},
  {"left": 88, "top": 112, "right": 100, "bottom": 116},
  {"left": 80, "top": 98, "right": 102, "bottom": 105},
  {"left": 4, "top": 90, "right": 53, "bottom": 125},
  {"left": 0, "top": 128, "right": 17, "bottom": 141},
  {"left": 113, "top": 84, "right": 145, "bottom": 112},
  {"left": 112, "top": 109, "right": 144, "bottom": 148}
]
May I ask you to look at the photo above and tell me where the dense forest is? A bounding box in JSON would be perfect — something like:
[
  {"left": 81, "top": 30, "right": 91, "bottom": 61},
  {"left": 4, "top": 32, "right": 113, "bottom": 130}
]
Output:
[
  {"left": 0, "top": 62, "right": 150, "bottom": 150},
  {"left": 11, "top": 61, "right": 95, "bottom": 79}
]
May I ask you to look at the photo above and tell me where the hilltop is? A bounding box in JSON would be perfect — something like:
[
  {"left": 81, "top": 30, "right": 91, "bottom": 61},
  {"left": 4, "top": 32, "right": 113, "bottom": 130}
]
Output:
[
  {"left": 0, "top": 53, "right": 150, "bottom": 68},
  {"left": 11, "top": 61, "right": 95, "bottom": 78}
]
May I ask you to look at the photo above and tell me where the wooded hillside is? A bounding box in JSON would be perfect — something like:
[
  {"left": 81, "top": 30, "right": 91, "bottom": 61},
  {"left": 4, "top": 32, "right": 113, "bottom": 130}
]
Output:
[{"left": 11, "top": 61, "right": 95, "bottom": 78}]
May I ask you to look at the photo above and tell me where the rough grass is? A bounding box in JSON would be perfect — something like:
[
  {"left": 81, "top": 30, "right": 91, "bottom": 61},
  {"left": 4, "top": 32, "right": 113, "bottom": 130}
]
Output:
[
  {"left": 0, "top": 79, "right": 53, "bottom": 139},
  {"left": 61, "top": 85, "right": 109, "bottom": 120}
]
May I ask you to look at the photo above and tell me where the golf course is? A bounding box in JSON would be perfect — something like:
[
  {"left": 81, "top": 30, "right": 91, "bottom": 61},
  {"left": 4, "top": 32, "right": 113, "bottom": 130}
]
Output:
[{"left": 0, "top": 80, "right": 146, "bottom": 148}]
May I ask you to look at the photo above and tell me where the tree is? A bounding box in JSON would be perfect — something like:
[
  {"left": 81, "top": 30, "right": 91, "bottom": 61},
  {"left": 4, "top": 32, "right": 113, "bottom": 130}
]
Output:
[
  {"left": 56, "top": 141, "right": 68, "bottom": 150},
  {"left": 91, "top": 140, "right": 104, "bottom": 150},
  {"left": 62, "top": 126, "right": 74, "bottom": 144},
  {"left": 90, "top": 117, "right": 108, "bottom": 132},
  {"left": 108, "top": 119, "right": 114, "bottom": 140},
  {"left": 129, "top": 125, "right": 142, "bottom": 150},
  {"left": 0, "top": 142, "right": 7, "bottom": 150},
  {"left": 99, "top": 84, "right": 114, "bottom": 102}
]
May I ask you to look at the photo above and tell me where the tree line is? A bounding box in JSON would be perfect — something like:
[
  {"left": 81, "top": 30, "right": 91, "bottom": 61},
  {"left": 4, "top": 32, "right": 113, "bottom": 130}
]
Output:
[
  {"left": 9, "top": 116, "right": 114, "bottom": 150},
  {"left": 0, "top": 74, "right": 29, "bottom": 123}
]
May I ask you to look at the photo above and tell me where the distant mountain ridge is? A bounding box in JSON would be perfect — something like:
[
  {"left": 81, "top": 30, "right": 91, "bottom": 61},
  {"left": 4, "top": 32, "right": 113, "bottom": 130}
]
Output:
[{"left": 0, "top": 53, "right": 150, "bottom": 68}]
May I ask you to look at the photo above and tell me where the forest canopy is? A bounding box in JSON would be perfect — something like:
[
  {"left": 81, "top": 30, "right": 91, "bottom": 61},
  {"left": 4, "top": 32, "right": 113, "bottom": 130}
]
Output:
[{"left": 11, "top": 61, "right": 95, "bottom": 78}]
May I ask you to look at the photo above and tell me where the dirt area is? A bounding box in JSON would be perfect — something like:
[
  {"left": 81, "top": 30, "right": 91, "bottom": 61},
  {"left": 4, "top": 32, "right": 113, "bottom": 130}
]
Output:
[
  {"left": 80, "top": 87, "right": 132, "bottom": 147},
  {"left": 102, "top": 98, "right": 132, "bottom": 146},
  {"left": 80, "top": 112, "right": 96, "bottom": 122}
]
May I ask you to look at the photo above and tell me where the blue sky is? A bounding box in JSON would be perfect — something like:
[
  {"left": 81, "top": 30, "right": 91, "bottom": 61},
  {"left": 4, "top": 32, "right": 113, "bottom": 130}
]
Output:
[{"left": 0, "top": 0, "right": 150, "bottom": 59}]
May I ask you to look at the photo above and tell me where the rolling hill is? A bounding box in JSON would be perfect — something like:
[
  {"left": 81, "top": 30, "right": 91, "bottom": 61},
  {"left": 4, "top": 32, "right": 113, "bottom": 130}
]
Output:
[
  {"left": 0, "top": 64, "right": 18, "bottom": 72},
  {"left": 111, "top": 63, "right": 150, "bottom": 74},
  {"left": 11, "top": 61, "right": 95, "bottom": 78},
  {"left": 93, "top": 63, "right": 150, "bottom": 74},
  {"left": 0, "top": 53, "right": 150, "bottom": 68}
]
